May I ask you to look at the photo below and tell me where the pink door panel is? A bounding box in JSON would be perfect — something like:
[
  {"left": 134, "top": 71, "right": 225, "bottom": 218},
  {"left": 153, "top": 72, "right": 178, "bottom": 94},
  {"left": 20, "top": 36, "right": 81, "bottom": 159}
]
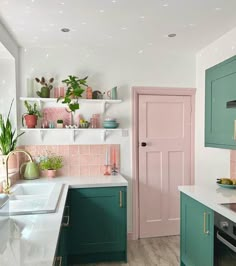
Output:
[{"left": 139, "top": 95, "right": 192, "bottom": 238}]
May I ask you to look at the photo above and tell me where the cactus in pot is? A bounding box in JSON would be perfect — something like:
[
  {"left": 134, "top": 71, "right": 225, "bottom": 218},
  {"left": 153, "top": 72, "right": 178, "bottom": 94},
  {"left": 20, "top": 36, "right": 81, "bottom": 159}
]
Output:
[{"left": 35, "top": 77, "right": 54, "bottom": 98}]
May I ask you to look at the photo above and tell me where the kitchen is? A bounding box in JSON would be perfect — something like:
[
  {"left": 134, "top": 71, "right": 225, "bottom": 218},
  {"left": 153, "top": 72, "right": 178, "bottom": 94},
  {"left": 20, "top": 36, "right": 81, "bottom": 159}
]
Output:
[{"left": 1, "top": 1, "right": 236, "bottom": 266}]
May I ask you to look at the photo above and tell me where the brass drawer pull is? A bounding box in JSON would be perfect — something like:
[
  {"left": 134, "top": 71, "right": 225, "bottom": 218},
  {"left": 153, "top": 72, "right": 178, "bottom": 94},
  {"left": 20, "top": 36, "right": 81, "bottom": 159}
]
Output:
[
  {"left": 234, "top": 120, "right": 236, "bottom": 140},
  {"left": 62, "top": 215, "right": 70, "bottom": 227},
  {"left": 53, "top": 256, "right": 62, "bottom": 266},
  {"left": 119, "top": 191, "right": 122, "bottom": 208},
  {"left": 61, "top": 206, "right": 70, "bottom": 227},
  {"left": 203, "top": 212, "right": 209, "bottom": 235}
]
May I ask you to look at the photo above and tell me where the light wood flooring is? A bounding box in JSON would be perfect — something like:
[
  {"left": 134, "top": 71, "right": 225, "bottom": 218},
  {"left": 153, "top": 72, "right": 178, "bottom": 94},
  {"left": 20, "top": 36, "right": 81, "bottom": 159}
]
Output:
[{"left": 78, "top": 236, "right": 180, "bottom": 266}]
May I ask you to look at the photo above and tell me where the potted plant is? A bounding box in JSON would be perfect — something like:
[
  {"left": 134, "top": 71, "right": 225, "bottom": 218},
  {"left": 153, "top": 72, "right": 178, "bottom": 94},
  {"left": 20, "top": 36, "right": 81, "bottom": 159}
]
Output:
[
  {"left": 35, "top": 77, "right": 54, "bottom": 98},
  {"left": 38, "top": 152, "right": 63, "bottom": 178},
  {"left": 22, "top": 100, "right": 41, "bottom": 128},
  {"left": 56, "top": 119, "right": 64, "bottom": 128},
  {"left": 0, "top": 99, "right": 25, "bottom": 175},
  {"left": 57, "top": 75, "right": 88, "bottom": 112}
]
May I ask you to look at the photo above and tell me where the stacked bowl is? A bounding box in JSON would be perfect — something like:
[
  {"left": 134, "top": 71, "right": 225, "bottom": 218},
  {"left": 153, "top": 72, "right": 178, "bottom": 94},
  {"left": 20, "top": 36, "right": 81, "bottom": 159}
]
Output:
[{"left": 103, "top": 118, "right": 119, "bottom": 128}]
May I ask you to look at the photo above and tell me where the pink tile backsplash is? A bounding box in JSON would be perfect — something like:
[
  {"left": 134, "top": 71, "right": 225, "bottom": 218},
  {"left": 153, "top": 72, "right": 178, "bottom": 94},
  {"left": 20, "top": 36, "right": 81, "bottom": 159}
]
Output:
[
  {"left": 19, "top": 144, "right": 120, "bottom": 178},
  {"left": 230, "top": 151, "right": 236, "bottom": 178}
]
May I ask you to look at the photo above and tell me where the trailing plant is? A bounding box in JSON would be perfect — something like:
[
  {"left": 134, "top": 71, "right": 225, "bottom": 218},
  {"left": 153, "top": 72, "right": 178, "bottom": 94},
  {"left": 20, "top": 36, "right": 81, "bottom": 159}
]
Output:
[
  {"left": 0, "top": 99, "right": 25, "bottom": 155},
  {"left": 38, "top": 152, "right": 63, "bottom": 170},
  {"left": 57, "top": 75, "right": 88, "bottom": 112}
]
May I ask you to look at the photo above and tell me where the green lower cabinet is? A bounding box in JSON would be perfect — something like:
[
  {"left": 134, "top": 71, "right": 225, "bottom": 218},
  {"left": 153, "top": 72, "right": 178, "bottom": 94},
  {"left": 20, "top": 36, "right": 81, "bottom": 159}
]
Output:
[
  {"left": 68, "top": 187, "right": 127, "bottom": 264},
  {"left": 180, "top": 193, "right": 214, "bottom": 266}
]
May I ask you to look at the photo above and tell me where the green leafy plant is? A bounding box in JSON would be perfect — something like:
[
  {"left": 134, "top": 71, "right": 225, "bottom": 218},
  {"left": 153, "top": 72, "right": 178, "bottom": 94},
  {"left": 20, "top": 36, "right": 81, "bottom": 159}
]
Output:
[
  {"left": 57, "top": 119, "right": 63, "bottom": 124},
  {"left": 57, "top": 75, "right": 88, "bottom": 112},
  {"left": 22, "top": 100, "right": 42, "bottom": 127},
  {"left": 0, "top": 99, "right": 25, "bottom": 155},
  {"left": 38, "top": 152, "right": 63, "bottom": 170},
  {"left": 23, "top": 100, "right": 41, "bottom": 116}
]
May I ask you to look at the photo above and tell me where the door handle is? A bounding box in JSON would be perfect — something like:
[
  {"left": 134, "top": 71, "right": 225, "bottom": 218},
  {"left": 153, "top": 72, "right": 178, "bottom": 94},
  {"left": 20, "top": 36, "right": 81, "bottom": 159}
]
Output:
[
  {"left": 203, "top": 212, "right": 209, "bottom": 235},
  {"left": 141, "top": 142, "right": 147, "bottom": 147}
]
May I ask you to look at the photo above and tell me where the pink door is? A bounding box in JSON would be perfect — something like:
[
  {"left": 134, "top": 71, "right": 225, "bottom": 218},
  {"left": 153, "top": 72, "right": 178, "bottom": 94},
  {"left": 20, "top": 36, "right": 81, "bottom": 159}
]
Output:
[{"left": 139, "top": 95, "right": 192, "bottom": 238}]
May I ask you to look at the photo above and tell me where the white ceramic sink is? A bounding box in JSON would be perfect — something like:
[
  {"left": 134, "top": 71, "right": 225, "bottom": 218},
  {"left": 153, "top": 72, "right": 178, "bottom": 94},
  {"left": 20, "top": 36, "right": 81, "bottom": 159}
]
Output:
[{"left": 0, "top": 183, "right": 63, "bottom": 216}]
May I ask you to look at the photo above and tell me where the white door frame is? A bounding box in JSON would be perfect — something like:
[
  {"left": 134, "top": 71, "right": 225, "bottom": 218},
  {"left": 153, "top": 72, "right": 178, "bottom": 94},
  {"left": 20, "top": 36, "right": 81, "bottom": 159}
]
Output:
[{"left": 132, "top": 86, "right": 196, "bottom": 240}]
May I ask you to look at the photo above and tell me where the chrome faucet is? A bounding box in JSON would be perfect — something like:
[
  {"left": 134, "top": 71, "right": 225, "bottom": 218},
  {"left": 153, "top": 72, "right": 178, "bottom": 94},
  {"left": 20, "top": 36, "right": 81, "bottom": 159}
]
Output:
[{"left": 2, "top": 149, "right": 33, "bottom": 194}]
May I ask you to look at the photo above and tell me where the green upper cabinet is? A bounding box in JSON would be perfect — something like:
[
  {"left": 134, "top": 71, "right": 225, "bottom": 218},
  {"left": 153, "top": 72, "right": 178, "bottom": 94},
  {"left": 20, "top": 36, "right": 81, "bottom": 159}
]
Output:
[
  {"left": 205, "top": 55, "right": 236, "bottom": 149},
  {"left": 180, "top": 193, "right": 214, "bottom": 266},
  {"left": 68, "top": 187, "right": 127, "bottom": 264}
]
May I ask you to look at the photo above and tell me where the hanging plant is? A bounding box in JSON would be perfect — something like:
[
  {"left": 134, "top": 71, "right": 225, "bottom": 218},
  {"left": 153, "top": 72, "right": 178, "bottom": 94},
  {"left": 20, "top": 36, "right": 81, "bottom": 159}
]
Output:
[{"left": 57, "top": 75, "right": 88, "bottom": 112}]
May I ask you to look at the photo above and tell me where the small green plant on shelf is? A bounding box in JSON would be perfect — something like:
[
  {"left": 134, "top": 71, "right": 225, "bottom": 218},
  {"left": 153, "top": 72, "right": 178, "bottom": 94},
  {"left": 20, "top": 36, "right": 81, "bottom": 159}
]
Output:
[
  {"left": 22, "top": 100, "right": 42, "bottom": 128},
  {"left": 0, "top": 99, "right": 25, "bottom": 155},
  {"left": 57, "top": 75, "right": 88, "bottom": 112},
  {"left": 38, "top": 152, "right": 63, "bottom": 170}
]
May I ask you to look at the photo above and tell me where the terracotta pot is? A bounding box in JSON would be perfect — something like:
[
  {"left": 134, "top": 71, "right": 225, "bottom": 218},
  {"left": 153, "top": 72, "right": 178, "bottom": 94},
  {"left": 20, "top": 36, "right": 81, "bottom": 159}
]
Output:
[
  {"left": 46, "top": 169, "right": 56, "bottom": 178},
  {"left": 24, "top": 115, "right": 38, "bottom": 128}
]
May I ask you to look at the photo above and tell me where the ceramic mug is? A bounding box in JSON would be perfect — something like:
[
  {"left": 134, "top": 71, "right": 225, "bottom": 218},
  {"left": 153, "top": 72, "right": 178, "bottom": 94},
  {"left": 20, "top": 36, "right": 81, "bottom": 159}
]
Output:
[
  {"left": 107, "top": 87, "right": 117, "bottom": 100},
  {"left": 20, "top": 162, "right": 39, "bottom": 180}
]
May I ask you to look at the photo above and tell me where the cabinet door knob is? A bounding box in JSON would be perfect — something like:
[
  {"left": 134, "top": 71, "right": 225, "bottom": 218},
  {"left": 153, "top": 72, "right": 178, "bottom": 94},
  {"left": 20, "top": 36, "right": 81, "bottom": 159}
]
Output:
[{"left": 141, "top": 142, "right": 147, "bottom": 147}]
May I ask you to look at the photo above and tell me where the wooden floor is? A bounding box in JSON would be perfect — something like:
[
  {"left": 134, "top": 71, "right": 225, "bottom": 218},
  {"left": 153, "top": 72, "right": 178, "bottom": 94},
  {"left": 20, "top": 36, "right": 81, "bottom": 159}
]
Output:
[{"left": 78, "top": 236, "right": 180, "bottom": 266}]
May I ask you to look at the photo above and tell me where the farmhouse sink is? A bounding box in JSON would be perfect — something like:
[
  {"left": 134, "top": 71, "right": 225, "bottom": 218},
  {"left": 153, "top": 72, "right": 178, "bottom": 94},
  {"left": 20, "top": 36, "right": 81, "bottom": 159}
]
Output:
[{"left": 0, "top": 183, "right": 63, "bottom": 216}]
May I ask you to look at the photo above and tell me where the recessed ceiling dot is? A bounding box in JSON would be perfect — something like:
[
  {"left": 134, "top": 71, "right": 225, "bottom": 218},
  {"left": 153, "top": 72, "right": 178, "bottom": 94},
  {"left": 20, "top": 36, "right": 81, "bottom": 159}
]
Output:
[
  {"left": 215, "top": 7, "right": 222, "bottom": 11},
  {"left": 61, "top": 2, "right": 65, "bottom": 5},
  {"left": 49, "top": 23, "right": 55, "bottom": 27},
  {"left": 24, "top": 48, "right": 27, "bottom": 52},
  {"left": 2, "top": 80, "right": 6, "bottom": 84},
  {"left": 121, "top": 27, "right": 128, "bottom": 30},
  {"left": 46, "top": 54, "right": 49, "bottom": 57},
  {"left": 59, "top": 10, "right": 63, "bottom": 14},
  {"left": 81, "top": 22, "right": 87, "bottom": 25},
  {"left": 112, "top": 0, "right": 116, "bottom": 3},
  {"left": 148, "top": 42, "right": 153, "bottom": 46},
  {"left": 162, "top": 3, "right": 168, "bottom": 7},
  {"left": 139, "top": 16, "right": 145, "bottom": 19},
  {"left": 232, "top": 46, "right": 235, "bottom": 50},
  {"left": 61, "top": 28, "right": 70, "bottom": 32},
  {"left": 168, "top": 33, "right": 176, "bottom": 38},
  {"left": 138, "top": 50, "right": 143, "bottom": 54},
  {"left": 99, "top": 9, "right": 105, "bottom": 13}
]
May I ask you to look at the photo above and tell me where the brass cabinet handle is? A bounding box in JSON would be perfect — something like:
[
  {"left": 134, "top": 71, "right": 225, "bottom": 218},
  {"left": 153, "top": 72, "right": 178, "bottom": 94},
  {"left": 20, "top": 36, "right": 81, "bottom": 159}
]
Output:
[
  {"left": 234, "top": 120, "right": 236, "bottom": 140},
  {"left": 53, "top": 256, "right": 62, "bottom": 266},
  {"left": 62, "top": 215, "right": 70, "bottom": 227},
  {"left": 61, "top": 206, "right": 70, "bottom": 227},
  {"left": 203, "top": 212, "right": 209, "bottom": 235},
  {"left": 119, "top": 191, "right": 122, "bottom": 208}
]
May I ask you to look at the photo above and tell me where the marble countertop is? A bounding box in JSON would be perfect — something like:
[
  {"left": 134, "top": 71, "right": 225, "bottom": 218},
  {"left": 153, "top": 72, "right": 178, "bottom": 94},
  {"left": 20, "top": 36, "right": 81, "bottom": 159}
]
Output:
[
  {"left": 0, "top": 174, "right": 128, "bottom": 266},
  {"left": 179, "top": 184, "right": 236, "bottom": 223}
]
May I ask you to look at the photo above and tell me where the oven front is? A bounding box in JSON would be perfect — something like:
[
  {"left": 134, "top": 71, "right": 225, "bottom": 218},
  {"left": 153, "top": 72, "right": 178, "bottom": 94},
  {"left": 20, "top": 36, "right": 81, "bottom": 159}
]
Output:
[{"left": 214, "top": 212, "right": 236, "bottom": 266}]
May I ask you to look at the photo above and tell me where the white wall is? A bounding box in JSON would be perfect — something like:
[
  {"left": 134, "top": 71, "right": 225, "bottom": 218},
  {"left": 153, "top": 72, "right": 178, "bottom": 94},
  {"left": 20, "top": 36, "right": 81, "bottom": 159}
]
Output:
[
  {"left": 195, "top": 28, "right": 236, "bottom": 187},
  {"left": 20, "top": 46, "right": 196, "bottom": 232},
  {"left": 0, "top": 22, "right": 19, "bottom": 128}
]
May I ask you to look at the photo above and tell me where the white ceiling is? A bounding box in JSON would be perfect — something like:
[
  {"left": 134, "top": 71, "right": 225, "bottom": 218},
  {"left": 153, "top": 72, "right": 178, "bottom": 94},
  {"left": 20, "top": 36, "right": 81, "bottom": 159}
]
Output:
[{"left": 1, "top": 0, "right": 236, "bottom": 53}]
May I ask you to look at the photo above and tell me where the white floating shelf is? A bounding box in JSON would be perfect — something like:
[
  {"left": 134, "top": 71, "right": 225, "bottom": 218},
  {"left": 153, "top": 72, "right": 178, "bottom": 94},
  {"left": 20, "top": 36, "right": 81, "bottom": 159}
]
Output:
[
  {"left": 20, "top": 97, "right": 122, "bottom": 112},
  {"left": 20, "top": 128, "right": 128, "bottom": 142}
]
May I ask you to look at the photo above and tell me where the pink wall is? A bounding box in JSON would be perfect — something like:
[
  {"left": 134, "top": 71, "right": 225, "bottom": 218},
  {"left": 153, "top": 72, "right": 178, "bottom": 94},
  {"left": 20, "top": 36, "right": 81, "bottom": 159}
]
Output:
[{"left": 21, "top": 144, "right": 120, "bottom": 177}]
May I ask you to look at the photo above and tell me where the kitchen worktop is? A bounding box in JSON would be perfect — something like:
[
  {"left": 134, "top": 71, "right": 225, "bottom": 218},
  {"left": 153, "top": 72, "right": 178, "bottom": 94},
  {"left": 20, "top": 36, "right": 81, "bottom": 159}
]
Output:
[
  {"left": 179, "top": 184, "right": 236, "bottom": 223},
  {"left": 0, "top": 174, "right": 128, "bottom": 266}
]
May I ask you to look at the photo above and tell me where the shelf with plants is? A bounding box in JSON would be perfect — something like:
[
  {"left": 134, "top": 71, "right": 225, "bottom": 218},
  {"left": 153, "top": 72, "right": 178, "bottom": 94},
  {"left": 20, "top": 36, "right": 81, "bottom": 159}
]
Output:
[
  {"left": 19, "top": 127, "right": 129, "bottom": 141},
  {"left": 20, "top": 75, "right": 126, "bottom": 142}
]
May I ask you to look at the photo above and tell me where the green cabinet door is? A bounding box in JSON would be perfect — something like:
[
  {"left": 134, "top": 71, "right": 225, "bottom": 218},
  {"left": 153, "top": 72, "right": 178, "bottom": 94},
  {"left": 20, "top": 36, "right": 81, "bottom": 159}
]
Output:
[
  {"left": 205, "top": 55, "right": 236, "bottom": 149},
  {"left": 181, "top": 193, "right": 214, "bottom": 266},
  {"left": 68, "top": 187, "right": 127, "bottom": 264}
]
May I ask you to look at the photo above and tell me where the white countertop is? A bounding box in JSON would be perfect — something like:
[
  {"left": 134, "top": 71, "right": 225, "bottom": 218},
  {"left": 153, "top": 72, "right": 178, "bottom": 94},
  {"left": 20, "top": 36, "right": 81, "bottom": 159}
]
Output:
[
  {"left": 0, "top": 174, "right": 128, "bottom": 266},
  {"left": 179, "top": 184, "right": 236, "bottom": 223}
]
